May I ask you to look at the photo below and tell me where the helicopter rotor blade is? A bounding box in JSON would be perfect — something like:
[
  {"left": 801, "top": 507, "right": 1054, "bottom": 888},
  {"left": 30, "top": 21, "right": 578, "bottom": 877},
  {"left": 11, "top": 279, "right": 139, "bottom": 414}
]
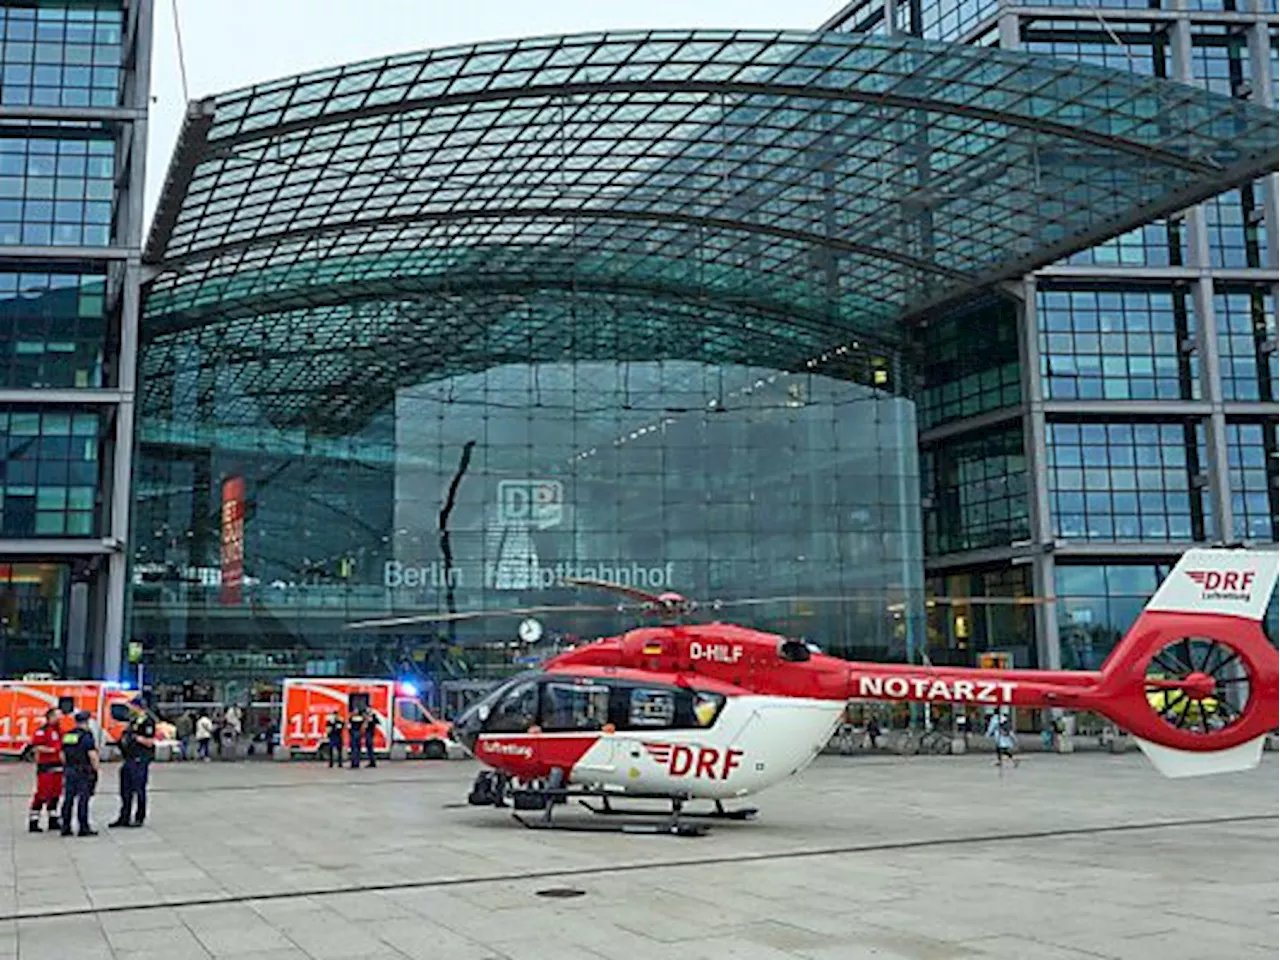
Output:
[
  {"left": 559, "top": 577, "right": 676, "bottom": 606},
  {"left": 345, "top": 603, "right": 631, "bottom": 631},
  {"left": 346, "top": 587, "right": 1056, "bottom": 631},
  {"left": 705, "top": 594, "right": 1053, "bottom": 610}
]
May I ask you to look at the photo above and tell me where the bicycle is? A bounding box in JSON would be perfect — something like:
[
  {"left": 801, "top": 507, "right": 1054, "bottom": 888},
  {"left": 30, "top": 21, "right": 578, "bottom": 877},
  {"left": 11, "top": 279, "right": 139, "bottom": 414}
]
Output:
[{"left": 892, "top": 728, "right": 953, "bottom": 756}]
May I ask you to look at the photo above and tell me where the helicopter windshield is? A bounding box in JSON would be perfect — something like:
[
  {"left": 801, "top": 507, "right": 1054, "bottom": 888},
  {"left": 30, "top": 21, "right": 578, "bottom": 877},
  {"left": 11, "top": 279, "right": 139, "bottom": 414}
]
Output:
[{"left": 482, "top": 677, "right": 540, "bottom": 733}]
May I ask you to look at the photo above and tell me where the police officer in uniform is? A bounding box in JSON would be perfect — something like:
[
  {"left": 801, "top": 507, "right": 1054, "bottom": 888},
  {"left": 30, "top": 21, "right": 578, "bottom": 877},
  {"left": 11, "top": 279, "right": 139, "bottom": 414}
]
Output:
[
  {"left": 325, "top": 712, "right": 344, "bottom": 768},
  {"left": 362, "top": 712, "right": 378, "bottom": 769},
  {"left": 110, "top": 697, "right": 156, "bottom": 828},
  {"left": 348, "top": 707, "right": 365, "bottom": 768},
  {"left": 60, "top": 710, "right": 99, "bottom": 837}
]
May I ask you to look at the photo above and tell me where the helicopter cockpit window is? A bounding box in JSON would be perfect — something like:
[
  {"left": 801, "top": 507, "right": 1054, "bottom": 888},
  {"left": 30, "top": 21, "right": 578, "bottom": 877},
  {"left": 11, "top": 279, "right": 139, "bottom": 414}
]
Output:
[
  {"left": 628, "top": 688, "right": 676, "bottom": 728},
  {"left": 691, "top": 692, "right": 726, "bottom": 728},
  {"left": 483, "top": 681, "right": 539, "bottom": 733},
  {"left": 542, "top": 683, "right": 610, "bottom": 732}
]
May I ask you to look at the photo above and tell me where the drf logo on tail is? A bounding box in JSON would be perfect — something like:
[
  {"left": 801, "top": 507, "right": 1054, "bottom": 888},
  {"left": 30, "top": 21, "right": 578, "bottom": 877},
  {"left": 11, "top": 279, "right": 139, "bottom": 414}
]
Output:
[
  {"left": 1187, "top": 570, "right": 1255, "bottom": 599},
  {"left": 643, "top": 742, "right": 743, "bottom": 780}
]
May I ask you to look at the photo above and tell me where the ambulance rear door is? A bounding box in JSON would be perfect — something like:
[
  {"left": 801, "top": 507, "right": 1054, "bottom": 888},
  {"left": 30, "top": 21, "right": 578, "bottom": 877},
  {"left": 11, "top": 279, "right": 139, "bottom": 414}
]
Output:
[{"left": 281, "top": 679, "right": 348, "bottom": 752}]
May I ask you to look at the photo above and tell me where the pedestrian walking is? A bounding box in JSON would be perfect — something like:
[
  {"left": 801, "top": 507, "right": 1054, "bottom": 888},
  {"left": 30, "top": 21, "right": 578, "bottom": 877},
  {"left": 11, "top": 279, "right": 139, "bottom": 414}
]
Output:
[{"left": 986, "top": 710, "right": 1020, "bottom": 769}]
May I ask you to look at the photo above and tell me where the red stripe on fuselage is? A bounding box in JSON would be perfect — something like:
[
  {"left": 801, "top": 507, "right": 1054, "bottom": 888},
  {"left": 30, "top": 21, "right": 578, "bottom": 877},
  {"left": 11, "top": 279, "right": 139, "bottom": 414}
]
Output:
[{"left": 474, "top": 732, "right": 599, "bottom": 781}]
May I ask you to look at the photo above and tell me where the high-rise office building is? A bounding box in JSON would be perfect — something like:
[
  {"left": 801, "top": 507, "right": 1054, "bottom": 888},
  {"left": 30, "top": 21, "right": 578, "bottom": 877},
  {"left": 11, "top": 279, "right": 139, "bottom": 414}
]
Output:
[
  {"left": 0, "top": 1, "right": 153, "bottom": 679},
  {"left": 822, "top": 0, "right": 1279, "bottom": 669}
]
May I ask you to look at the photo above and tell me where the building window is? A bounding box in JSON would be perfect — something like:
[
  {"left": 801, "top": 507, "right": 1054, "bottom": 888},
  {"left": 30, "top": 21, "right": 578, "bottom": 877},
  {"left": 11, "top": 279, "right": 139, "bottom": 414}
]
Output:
[
  {"left": 925, "top": 564, "right": 1035, "bottom": 668},
  {"left": 1038, "top": 287, "right": 1197, "bottom": 401},
  {"left": 1061, "top": 220, "right": 1184, "bottom": 269},
  {"left": 917, "top": 296, "right": 1020, "bottom": 431},
  {"left": 1047, "top": 421, "right": 1211, "bottom": 542},
  {"left": 0, "top": 408, "right": 102, "bottom": 537},
  {"left": 922, "top": 426, "right": 1029, "bottom": 556},
  {"left": 1226, "top": 420, "right": 1278, "bottom": 542},
  {"left": 918, "top": 0, "right": 1000, "bottom": 41},
  {"left": 0, "top": 3, "right": 124, "bottom": 109},
  {"left": 0, "top": 136, "right": 116, "bottom": 246},
  {"left": 1056, "top": 562, "right": 1172, "bottom": 670},
  {"left": 1190, "top": 27, "right": 1251, "bottom": 98},
  {"left": 1204, "top": 183, "right": 1269, "bottom": 270},
  {"left": 0, "top": 270, "right": 107, "bottom": 389},
  {"left": 0, "top": 562, "right": 69, "bottom": 677},
  {"left": 1023, "top": 20, "right": 1169, "bottom": 75},
  {"left": 1215, "top": 287, "right": 1277, "bottom": 403}
]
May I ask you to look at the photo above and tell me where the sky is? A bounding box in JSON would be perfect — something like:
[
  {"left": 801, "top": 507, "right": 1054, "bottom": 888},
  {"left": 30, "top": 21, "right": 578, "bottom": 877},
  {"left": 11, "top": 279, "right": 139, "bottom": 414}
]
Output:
[{"left": 144, "top": 0, "right": 845, "bottom": 223}]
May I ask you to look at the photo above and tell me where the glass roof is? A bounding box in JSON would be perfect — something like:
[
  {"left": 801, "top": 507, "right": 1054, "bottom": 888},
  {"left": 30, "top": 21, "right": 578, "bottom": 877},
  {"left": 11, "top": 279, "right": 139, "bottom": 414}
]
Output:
[{"left": 142, "top": 29, "right": 1278, "bottom": 432}]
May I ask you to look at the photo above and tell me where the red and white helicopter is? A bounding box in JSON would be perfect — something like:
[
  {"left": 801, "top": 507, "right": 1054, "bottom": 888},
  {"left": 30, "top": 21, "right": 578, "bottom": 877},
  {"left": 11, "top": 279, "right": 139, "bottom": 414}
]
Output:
[{"left": 350, "top": 548, "right": 1278, "bottom": 835}]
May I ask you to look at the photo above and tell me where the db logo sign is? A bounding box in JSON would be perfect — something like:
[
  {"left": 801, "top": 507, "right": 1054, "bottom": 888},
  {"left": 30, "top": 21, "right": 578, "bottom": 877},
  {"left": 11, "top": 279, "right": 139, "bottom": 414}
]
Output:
[{"left": 498, "top": 480, "right": 563, "bottom": 530}]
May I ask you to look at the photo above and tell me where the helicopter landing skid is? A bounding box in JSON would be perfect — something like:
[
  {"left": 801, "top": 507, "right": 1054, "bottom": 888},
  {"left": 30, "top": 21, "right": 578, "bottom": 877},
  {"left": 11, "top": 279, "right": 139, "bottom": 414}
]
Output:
[
  {"left": 508, "top": 787, "right": 710, "bottom": 837},
  {"left": 578, "top": 796, "right": 758, "bottom": 822}
]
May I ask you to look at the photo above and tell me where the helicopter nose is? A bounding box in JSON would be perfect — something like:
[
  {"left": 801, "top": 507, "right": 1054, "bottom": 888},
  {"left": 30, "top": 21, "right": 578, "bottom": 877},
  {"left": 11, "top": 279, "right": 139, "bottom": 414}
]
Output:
[{"left": 449, "top": 708, "right": 481, "bottom": 755}]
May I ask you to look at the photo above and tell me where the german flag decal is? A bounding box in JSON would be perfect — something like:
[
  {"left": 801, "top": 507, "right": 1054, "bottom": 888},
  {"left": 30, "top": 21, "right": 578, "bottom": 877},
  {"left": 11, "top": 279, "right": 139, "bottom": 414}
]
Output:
[{"left": 642, "top": 642, "right": 663, "bottom": 656}]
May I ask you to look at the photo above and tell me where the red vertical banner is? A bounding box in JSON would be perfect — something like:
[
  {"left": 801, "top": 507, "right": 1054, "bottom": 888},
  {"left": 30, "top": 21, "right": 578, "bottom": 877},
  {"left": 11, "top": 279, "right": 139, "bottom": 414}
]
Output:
[{"left": 220, "top": 476, "right": 245, "bottom": 605}]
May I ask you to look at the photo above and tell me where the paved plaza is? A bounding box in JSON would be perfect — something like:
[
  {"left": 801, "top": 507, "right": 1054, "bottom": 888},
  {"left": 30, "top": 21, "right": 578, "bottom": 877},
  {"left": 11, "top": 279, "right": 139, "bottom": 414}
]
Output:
[{"left": 0, "top": 751, "right": 1275, "bottom": 960}]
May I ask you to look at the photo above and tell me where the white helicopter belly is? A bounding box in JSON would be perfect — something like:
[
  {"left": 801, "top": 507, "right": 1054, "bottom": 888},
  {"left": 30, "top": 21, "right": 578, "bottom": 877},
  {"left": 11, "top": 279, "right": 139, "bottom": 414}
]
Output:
[{"left": 569, "top": 696, "right": 844, "bottom": 800}]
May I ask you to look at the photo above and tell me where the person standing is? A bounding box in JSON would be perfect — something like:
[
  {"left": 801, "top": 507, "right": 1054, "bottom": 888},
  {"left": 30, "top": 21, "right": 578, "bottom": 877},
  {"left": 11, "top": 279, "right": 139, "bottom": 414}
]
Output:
[
  {"left": 28, "top": 707, "right": 64, "bottom": 833},
  {"left": 348, "top": 707, "right": 365, "bottom": 769},
  {"left": 363, "top": 712, "right": 378, "bottom": 769},
  {"left": 59, "top": 711, "right": 99, "bottom": 837},
  {"left": 325, "top": 712, "right": 345, "bottom": 768},
  {"left": 110, "top": 697, "right": 156, "bottom": 828},
  {"left": 224, "top": 703, "right": 243, "bottom": 756},
  {"left": 174, "top": 710, "right": 194, "bottom": 761},
  {"left": 195, "top": 712, "right": 213, "bottom": 760}
]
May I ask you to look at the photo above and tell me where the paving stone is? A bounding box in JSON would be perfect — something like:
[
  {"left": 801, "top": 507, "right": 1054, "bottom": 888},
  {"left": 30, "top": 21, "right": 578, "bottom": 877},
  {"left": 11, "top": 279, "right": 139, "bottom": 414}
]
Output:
[{"left": 0, "top": 754, "right": 1272, "bottom": 960}]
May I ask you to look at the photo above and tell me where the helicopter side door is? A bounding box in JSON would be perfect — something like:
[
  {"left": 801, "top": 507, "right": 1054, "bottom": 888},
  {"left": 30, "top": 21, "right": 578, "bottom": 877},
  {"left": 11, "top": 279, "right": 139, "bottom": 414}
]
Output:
[
  {"left": 539, "top": 679, "right": 613, "bottom": 777},
  {"left": 597, "top": 682, "right": 735, "bottom": 793}
]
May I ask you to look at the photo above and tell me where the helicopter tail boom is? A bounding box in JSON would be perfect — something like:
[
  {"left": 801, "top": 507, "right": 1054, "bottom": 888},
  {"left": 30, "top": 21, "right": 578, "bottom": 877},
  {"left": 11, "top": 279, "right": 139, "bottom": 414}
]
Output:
[{"left": 844, "top": 549, "right": 1278, "bottom": 778}]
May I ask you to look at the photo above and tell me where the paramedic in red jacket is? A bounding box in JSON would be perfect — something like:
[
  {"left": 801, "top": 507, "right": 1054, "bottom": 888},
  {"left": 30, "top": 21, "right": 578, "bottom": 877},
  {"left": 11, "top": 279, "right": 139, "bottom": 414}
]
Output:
[{"left": 29, "top": 707, "right": 64, "bottom": 833}]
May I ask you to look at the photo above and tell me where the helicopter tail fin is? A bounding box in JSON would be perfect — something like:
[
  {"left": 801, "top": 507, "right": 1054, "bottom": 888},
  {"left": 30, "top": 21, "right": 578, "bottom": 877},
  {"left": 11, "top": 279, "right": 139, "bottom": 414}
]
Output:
[{"left": 1093, "top": 548, "right": 1278, "bottom": 779}]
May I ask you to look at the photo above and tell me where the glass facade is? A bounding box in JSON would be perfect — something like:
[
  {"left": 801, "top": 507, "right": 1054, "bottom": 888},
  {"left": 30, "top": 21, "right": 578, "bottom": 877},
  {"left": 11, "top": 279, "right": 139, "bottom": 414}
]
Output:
[
  {"left": 128, "top": 23, "right": 1278, "bottom": 697},
  {"left": 0, "top": 0, "right": 149, "bottom": 680},
  {"left": 133, "top": 358, "right": 925, "bottom": 683}
]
